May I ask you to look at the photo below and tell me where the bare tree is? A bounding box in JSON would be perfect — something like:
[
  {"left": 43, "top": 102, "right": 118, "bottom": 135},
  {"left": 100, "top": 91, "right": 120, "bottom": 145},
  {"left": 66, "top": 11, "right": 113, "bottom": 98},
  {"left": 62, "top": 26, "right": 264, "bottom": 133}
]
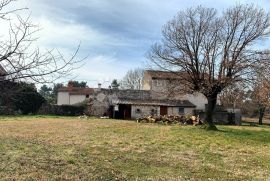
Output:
[
  {"left": 111, "top": 79, "right": 120, "bottom": 90},
  {"left": 148, "top": 5, "right": 270, "bottom": 130},
  {"left": 250, "top": 71, "right": 270, "bottom": 125},
  {"left": 219, "top": 83, "right": 246, "bottom": 109},
  {"left": 120, "top": 68, "right": 144, "bottom": 90},
  {"left": 0, "top": 0, "right": 82, "bottom": 83}
]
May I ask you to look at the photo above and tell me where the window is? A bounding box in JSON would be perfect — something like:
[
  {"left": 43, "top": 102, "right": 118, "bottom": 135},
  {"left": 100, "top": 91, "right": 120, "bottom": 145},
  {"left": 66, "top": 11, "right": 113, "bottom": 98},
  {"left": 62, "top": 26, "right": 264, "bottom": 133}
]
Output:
[
  {"left": 156, "top": 80, "right": 163, "bottom": 86},
  {"left": 150, "top": 109, "right": 157, "bottom": 116},
  {"left": 153, "top": 79, "right": 162, "bottom": 87},
  {"left": 135, "top": 108, "right": 141, "bottom": 114},
  {"left": 178, "top": 107, "right": 184, "bottom": 114},
  {"left": 152, "top": 79, "right": 163, "bottom": 87},
  {"left": 152, "top": 80, "right": 157, "bottom": 86},
  {"left": 86, "top": 94, "right": 89, "bottom": 98}
]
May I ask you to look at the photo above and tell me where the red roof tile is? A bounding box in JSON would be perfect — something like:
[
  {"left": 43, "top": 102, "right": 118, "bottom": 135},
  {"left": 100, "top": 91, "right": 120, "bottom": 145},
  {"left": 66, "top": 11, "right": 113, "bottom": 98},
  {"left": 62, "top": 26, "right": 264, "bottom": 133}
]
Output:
[{"left": 58, "top": 87, "right": 94, "bottom": 95}]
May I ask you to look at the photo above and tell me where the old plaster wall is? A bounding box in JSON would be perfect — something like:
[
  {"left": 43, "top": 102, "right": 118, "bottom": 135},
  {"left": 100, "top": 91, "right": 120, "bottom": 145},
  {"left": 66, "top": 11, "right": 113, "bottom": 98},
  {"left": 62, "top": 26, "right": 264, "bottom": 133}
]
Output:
[
  {"left": 57, "top": 92, "right": 69, "bottom": 105},
  {"left": 131, "top": 105, "right": 160, "bottom": 119},
  {"left": 167, "top": 107, "right": 194, "bottom": 116},
  {"left": 70, "top": 95, "right": 86, "bottom": 105}
]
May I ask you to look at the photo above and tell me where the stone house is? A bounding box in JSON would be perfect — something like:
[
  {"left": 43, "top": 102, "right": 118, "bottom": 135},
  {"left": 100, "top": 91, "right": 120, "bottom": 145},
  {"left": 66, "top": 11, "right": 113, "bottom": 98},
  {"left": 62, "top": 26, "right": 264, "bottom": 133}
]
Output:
[{"left": 57, "top": 70, "right": 212, "bottom": 119}]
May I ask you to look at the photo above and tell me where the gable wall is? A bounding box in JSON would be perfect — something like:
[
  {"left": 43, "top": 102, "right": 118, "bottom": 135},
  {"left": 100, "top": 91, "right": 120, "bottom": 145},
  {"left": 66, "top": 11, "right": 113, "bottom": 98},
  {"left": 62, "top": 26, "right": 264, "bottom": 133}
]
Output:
[
  {"left": 70, "top": 95, "right": 86, "bottom": 105},
  {"left": 57, "top": 92, "right": 70, "bottom": 105}
]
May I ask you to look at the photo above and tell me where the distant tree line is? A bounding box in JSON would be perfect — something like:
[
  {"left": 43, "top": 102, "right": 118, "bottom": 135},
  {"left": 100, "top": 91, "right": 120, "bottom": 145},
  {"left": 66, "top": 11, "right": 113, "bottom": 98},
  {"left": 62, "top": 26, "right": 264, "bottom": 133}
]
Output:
[
  {"left": 0, "top": 81, "right": 45, "bottom": 114},
  {"left": 39, "top": 80, "right": 88, "bottom": 104}
]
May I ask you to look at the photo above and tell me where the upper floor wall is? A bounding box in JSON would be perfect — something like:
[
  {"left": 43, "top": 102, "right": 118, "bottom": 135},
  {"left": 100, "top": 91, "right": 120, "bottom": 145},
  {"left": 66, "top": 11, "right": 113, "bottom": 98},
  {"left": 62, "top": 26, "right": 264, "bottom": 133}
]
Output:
[{"left": 142, "top": 70, "right": 209, "bottom": 109}]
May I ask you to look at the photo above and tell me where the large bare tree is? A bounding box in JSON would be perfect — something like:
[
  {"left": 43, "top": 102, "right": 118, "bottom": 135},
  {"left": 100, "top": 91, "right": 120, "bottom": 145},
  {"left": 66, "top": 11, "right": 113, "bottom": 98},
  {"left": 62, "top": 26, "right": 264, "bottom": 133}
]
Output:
[
  {"left": 148, "top": 5, "right": 270, "bottom": 130},
  {"left": 120, "top": 68, "right": 144, "bottom": 90},
  {"left": 0, "top": 0, "right": 82, "bottom": 83}
]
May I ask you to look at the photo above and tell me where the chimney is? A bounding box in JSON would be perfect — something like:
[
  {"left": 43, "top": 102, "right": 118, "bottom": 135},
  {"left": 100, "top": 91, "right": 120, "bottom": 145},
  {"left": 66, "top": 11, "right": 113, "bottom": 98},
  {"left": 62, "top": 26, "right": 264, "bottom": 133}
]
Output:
[
  {"left": 67, "top": 81, "right": 74, "bottom": 88},
  {"left": 98, "top": 83, "right": 101, "bottom": 89}
]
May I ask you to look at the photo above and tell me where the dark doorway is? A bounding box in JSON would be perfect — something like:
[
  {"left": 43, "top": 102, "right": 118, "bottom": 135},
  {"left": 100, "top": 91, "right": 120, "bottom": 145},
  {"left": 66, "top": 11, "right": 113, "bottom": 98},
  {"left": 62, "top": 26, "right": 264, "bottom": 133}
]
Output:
[
  {"left": 160, "top": 106, "right": 168, "bottom": 116},
  {"left": 114, "top": 104, "right": 131, "bottom": 119},
  {"left": 108, "top": 106, "right": 114, "bottom": 118}
]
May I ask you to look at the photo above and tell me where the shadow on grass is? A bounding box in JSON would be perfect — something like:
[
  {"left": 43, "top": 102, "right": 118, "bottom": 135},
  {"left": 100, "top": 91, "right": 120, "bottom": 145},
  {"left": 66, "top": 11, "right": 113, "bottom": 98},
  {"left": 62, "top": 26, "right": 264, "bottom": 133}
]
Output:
[
  {"left": 217, "top": 126, "right": 270, "bottom": 143},
  {"left": 241, "top": 121, "right": 270, "bottom": 126}
]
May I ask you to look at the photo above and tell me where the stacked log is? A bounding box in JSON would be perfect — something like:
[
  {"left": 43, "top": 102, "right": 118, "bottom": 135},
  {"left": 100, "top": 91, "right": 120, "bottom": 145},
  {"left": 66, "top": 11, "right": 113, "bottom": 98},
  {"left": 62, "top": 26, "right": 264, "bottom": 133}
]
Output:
[{"left": 137, "top": 115, "right": 202, "bottom": 125}]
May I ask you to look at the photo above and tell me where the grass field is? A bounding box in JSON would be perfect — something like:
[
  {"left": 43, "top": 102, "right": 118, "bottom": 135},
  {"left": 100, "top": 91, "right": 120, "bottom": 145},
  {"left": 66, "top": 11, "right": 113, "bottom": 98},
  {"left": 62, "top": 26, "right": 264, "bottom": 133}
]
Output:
[{"left": 0, "top": 116, "right": 270, "bottom": 180}]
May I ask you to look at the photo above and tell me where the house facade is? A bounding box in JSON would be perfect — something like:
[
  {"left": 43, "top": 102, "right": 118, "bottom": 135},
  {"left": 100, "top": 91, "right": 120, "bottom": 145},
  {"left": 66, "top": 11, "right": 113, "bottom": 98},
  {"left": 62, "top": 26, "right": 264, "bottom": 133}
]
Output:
[
  {"left": 57, "top": 70, "right": 209, "bottom": 119},
  {"left": 57, "top": 87, "right": 93, "bottom": 105}
]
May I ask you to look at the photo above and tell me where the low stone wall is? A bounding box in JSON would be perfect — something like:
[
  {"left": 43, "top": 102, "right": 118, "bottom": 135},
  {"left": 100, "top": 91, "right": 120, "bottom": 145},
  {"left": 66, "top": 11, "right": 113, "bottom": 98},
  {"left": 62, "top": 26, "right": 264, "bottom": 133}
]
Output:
[{"left": 195, "top": 110, "right": 241, "bottom": 125}]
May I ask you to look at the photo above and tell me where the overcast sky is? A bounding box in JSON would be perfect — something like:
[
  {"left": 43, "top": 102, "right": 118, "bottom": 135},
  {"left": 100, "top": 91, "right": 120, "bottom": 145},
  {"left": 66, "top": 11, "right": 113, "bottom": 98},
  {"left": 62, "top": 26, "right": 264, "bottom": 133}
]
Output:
[{"left": 11, "top": 0, "right": 270, "bottom": 87}]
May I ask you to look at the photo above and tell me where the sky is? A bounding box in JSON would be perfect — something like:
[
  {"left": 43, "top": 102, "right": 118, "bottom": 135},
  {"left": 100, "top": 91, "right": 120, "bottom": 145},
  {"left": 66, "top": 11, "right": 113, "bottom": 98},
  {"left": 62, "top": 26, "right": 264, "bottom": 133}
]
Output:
[{"left": 8, "top": 0, "right": 270, "bottom": 87}]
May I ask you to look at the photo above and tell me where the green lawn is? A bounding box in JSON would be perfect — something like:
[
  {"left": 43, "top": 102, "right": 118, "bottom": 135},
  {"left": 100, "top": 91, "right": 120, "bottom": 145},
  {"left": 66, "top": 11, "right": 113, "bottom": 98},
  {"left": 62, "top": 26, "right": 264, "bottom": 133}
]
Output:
[{"left": 0, "top": 116, "right": 269, "bottom": 180}]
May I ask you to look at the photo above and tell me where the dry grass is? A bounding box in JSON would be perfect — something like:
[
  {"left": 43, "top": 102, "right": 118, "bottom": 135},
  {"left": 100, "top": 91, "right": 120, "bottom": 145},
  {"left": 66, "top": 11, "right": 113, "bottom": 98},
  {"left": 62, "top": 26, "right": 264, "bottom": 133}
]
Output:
[{"left": 0, "top": 116, "right": 270, "bottom": 180}]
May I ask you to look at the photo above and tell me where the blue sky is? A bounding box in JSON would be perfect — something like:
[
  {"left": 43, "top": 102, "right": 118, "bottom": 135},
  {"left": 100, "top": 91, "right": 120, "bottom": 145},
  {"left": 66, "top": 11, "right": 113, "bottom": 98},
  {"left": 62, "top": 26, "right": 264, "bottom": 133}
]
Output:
[{"left": 13, "top": 0, "right": 270, "bottom": 87}]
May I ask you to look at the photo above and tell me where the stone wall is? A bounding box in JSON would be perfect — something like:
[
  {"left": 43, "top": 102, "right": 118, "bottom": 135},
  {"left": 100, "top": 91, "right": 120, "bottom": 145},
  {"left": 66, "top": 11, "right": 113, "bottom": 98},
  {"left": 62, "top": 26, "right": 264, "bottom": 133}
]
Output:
[
  {"left": 87, "top": 89, "right": 113, "bottom": 116},
  {"left": 167, "top": 107, "right": 194, "bottom": 116},
  {"left": 131, "top": 105, "right": 160, "bottom": 119},
  {"left": 195, "top": 110, "right": 241, "bottom": 125}
]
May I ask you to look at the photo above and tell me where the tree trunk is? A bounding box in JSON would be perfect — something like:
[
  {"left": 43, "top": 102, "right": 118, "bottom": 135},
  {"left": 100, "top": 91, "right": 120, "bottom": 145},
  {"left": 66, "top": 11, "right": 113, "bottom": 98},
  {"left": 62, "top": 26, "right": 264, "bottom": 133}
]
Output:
[
  {"left": 258, "top": 107, "right": 265, "bottom": 125},
  {"left": 204, "top": 94, "right": 218, "bottom": 130}
]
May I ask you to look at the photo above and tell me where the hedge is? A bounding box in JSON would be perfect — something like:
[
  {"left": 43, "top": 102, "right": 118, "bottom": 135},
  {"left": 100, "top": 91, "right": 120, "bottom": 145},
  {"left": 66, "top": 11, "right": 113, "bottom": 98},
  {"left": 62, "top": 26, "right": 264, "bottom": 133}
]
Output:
[{"left": 38, "top": 104, "right": 85, "bottom": 116}]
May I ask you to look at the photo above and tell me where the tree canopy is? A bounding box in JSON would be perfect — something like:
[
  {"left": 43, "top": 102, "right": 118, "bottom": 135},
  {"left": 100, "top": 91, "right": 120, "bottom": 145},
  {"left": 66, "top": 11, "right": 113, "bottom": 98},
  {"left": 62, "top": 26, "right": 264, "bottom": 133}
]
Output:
[
  {"left": 0, "top": 81, "right": 45, "bottom": 114},
  {"left": 148, "top": 5, "right": 270, "bottom": 129},
  {"left": 67, "top": 81, "right": 88, "bottom": 88}
]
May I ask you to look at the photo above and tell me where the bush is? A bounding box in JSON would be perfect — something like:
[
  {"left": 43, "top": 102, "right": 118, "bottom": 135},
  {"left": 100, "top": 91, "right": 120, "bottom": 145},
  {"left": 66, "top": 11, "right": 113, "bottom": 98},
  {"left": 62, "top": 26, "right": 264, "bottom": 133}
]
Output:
[
  {"left": 58, "top": 105, "right": 85, "bottom": 116},
  {"left": 0, "top": 106, "right": 16, "bottom": 115},
  {"left": 0, "top": 81, "right": 45, "bottom": 115},
  {"left": 13, "top": 91, "right": 45, "bottom": 114},
  {"left": 38, "top": 104, "right": 85, "bottom": 116}
]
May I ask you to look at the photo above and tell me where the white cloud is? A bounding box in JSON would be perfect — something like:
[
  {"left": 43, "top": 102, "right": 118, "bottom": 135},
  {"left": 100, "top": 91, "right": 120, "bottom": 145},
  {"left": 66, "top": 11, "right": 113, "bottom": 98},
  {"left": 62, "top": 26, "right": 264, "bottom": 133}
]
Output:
[
  {"left": 2, "top": 0, "right": 270, "bottom": 87},
  {"left": 71, "top": 55, "right": 130, "bottom": 88}
]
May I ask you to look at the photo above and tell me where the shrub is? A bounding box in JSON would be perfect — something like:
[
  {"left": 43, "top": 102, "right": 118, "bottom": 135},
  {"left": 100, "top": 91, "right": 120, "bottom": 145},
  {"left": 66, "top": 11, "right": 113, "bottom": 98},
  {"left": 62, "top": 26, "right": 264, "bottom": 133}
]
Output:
[
  {"left": 38, "top": 104, "right": 85, "bottom": 116},
  {"left": 0, "top": 81, "right": 45, "bottom": 115},
  {"left": 0, "top": 106, "right": 16, "bottom": 115},
  {"left": 13, "top": 91, "right": 45, "bottom": 114},
  {"left": 57, "top": 105, "right": 85, "bottom": 116}
]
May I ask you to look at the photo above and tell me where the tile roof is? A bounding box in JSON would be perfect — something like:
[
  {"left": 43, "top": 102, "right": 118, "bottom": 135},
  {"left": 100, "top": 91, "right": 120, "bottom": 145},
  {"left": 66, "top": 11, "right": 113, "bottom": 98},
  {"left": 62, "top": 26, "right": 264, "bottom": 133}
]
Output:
[
  {"left": 145, "top": 70, "right": 186, "bottom": 79},
  {"left": 115, "top": 89, "right": 152, "bottom": 100},
  {"left": 58, "top": 86, "right": 195, "bottom": 107},
  {"left": 145, "top": 70, "right": 209, "bottom": 82},
  {"left": 58, "top": 87, "right": 94, "bottom": 95},
  {"left": 112, "top": 98, "right": 195, "bottom": 107}
]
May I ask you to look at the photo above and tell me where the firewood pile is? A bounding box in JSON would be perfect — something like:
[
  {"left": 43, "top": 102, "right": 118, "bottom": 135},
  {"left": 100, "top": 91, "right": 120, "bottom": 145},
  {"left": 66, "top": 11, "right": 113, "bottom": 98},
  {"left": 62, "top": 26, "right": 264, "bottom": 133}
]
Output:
[{"left": 137, "top": 115, "right": 202, "bottom": 125}]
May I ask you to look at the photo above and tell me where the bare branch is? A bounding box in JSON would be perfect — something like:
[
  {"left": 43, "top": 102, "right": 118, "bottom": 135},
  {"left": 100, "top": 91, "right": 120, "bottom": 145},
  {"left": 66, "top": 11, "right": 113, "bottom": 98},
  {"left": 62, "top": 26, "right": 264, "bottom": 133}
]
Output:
[{"left": 0, "top": 0, "right": 84, "bottom": 83}]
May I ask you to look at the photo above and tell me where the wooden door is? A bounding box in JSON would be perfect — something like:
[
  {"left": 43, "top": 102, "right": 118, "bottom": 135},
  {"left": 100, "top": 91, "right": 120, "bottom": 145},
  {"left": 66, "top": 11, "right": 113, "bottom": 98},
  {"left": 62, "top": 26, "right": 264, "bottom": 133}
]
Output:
[
  {"left": 123, "top": 105, "right": 131, "bottom": 119},
  {"left": 160, "top": 106, "right": 167, "bottom": 116}
]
